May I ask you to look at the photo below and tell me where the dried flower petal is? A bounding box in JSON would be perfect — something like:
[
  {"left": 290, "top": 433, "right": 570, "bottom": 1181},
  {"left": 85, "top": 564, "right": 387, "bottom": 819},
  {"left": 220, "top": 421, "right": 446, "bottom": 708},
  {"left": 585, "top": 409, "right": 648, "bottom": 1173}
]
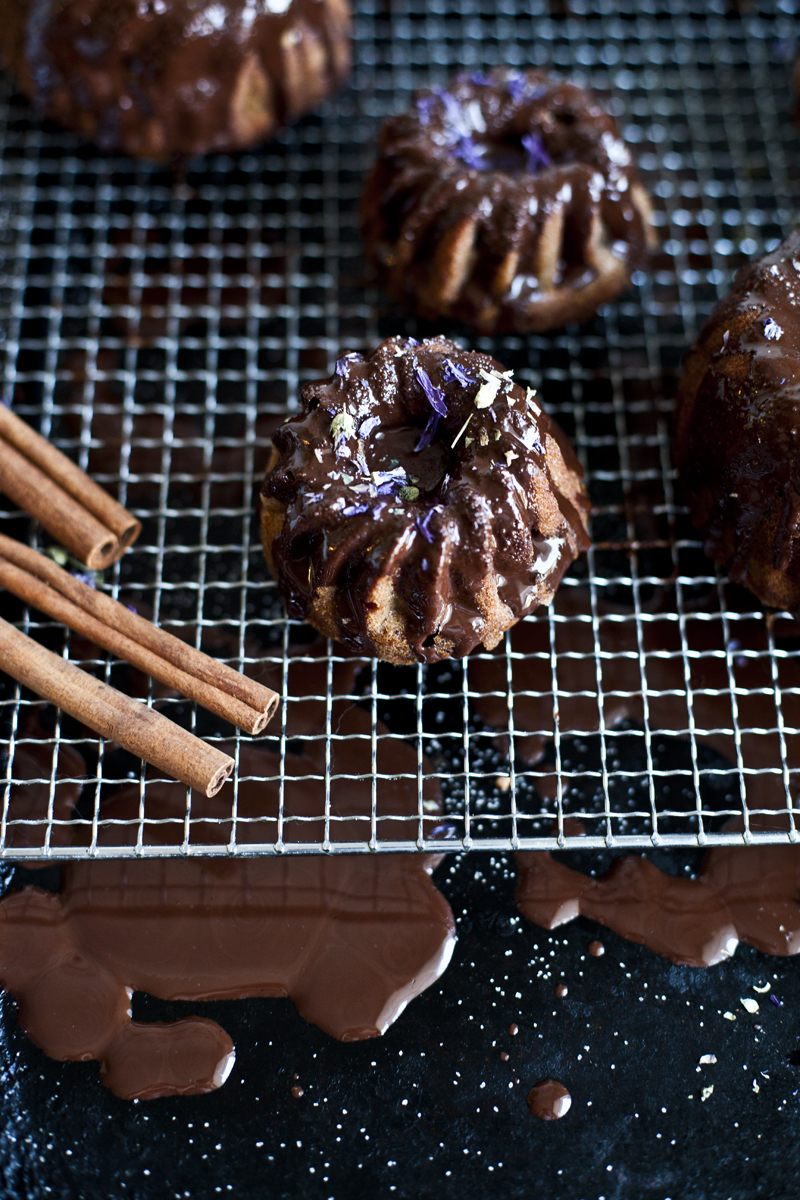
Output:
[
  {"left": 443, "top": 357, "right": 475, "bottom": 387},
  {"left": 416, "top": 367, "right": 448, "bottom": 418},
  {"left": 522, "top": 131, "right": 552, "bottom": 172}
]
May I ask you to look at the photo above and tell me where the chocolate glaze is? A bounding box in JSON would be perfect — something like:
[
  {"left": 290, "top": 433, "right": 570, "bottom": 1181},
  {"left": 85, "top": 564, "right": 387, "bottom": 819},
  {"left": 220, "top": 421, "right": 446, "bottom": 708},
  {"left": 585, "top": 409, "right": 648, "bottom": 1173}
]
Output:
[
  {"left": 0, "top": 0, "right": 351, "bottom": 159},
  {"left": 516, "top": 813, "right": 800, "bottom": 967},
  {"left": 361, "top": 69, "right": 655, "bottom": 334},
  {"left": 0, "top": 716, "right": 455, "bottom": 1100},
  {"left": 261, "top": 336, "right": 590, "bottom": 665},
  {"left": 674, "top": 232, "right": 800, "bottom": 613},
  {"left": 526, "top": 1079, "right": 571, "bottom": 1120}
]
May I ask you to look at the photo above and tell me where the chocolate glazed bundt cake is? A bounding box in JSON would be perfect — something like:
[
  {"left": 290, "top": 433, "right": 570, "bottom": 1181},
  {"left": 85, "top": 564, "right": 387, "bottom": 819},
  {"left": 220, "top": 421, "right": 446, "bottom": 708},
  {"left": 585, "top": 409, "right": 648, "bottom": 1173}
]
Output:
[
  {"left": 260, "top": 336, "right": 591, "bottom": 665},
  {"left": 674, "top": 231, "right": 800, "bottom": 612},
  {"left": 0, "top": 0, "right": 351, "bottom": 159},
  {"left": 361, "top": 69, "right": 656, "bottom": 335}
]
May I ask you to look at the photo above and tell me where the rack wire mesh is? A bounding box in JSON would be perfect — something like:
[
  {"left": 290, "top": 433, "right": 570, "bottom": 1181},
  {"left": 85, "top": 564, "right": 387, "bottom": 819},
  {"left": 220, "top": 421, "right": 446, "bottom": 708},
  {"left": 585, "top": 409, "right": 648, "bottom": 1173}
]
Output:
[{"left": 0, "top": 0, "right": 797, "bottom": 859}]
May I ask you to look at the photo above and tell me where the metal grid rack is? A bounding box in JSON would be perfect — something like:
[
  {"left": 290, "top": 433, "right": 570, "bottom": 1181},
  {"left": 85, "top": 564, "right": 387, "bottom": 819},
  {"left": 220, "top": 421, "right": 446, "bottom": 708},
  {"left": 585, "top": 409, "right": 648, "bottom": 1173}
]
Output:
[{"left": 0, "top": 0, "right": 797, "bottom": 859}]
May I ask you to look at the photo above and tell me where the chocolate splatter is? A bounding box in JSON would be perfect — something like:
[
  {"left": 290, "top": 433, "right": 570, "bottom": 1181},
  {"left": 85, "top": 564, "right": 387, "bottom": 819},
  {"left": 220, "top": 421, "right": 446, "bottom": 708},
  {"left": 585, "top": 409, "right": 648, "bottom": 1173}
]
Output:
[{"left": 527, "top": 1079, "right": 571, "bottom": 1120}]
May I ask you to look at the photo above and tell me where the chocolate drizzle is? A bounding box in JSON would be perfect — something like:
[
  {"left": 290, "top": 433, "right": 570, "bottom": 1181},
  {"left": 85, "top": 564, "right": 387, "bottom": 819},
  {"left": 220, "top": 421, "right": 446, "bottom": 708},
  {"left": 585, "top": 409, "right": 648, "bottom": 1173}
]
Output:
[
  {"left": 261, "top": 336, "right": 590, "bottom": 665},
  {"left": 361, "top": 68, "right": 655, "bottom": 334},
  {"left": 674, "top": 231, "right": 800, "bottom": 613},
  {"left": 0, "top": 0, "right": 352, "bottom": 158},
  {"left": 0, "top": 652, "right": 456, "bottom": 1100}
]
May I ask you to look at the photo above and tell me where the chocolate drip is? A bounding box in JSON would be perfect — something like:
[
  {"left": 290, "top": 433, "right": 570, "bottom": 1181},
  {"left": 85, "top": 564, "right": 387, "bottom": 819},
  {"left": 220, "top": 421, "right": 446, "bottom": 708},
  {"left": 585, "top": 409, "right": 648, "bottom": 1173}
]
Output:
[
  {"left": 526, "top": 1079, "right": 571, "bottom": 1120},
  {"left": 261, "top": 336, "right": 590, "bottom": 665},
  {"left": 674, "top": 232, "right": 800, "bottom": 613},
  {"left": 0, "top": 0, "right": 351, "bottom": 159}
]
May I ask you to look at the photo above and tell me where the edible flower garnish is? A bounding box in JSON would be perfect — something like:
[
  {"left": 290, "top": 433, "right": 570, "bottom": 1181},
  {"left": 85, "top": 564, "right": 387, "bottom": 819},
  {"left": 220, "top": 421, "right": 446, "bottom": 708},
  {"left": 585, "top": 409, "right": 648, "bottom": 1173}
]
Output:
[
  {"left": 334, "top": 352, "right": 362, "bottom": 381},
  {"left": 451, "top": 412, "right": 473, "bottom": 448},
  {"left": 358, "top": 415, "right": 381, "bottom": 439},
  {"left": 763, "top": 318, "right": 783, "bottom": 340},
  {"left": 474, "top": 373, "right": 502, "bottom": 409},
  {"left": 342, "top": 502, "right": 371, "bottom": 517},
  {"left": 522, "top": 131, "right": 551, "bottom": 172},
  {"left": 415, "top": 410, "right": 439, "bottom": 452},
  {"left": 416, "top": 506, "right": 442, "bottom": 543},
  {"left": 443, "top": 357, "right": 474, "bottom": 386},
  {"left": 330, "top": 411, "right": 356, "bottom": 456},
  {"left": 416, "top": 367, "right": 448, "bottom": 417}
]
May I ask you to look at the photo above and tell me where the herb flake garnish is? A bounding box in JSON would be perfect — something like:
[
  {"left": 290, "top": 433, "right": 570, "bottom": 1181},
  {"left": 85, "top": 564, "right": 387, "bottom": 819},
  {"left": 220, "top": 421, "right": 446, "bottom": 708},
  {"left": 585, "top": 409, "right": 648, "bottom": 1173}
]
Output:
[{"left": 399, "top": 485, "right": 420, "bottom": 502}]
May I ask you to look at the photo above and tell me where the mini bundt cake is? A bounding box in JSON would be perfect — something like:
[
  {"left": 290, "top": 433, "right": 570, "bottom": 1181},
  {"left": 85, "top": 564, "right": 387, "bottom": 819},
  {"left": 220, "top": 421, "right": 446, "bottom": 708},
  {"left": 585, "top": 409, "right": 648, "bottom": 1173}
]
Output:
[
  {"left": 260, "top": 336, "right": 591, "bottom": 665},
  {"left": 0, "top": 0, "right": 351, "bottom": 159},
  {"left": 674, "top": 231, "right": 800, "bottom": 612},
  {"left": 361, "top": 69, "right": 655, "bottom": 335}
]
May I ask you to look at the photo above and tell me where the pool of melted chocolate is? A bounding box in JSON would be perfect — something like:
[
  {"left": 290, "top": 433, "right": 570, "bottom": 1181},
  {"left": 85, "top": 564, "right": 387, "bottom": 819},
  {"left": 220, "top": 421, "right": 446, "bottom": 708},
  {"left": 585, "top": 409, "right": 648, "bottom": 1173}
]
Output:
[{"left": 0, "top": 651, "right": 455, "bottom": 1101}]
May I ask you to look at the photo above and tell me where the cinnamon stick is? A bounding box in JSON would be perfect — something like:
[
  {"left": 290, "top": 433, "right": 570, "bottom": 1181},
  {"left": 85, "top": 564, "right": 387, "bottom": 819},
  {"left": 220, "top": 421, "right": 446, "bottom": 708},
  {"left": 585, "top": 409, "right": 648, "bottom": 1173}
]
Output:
[
  {"left": 0, "top": 535, "right": 279, "bottom": 735},
  {"left": 0, "top": 405, "right": 141, "bottom": 569},
  {"left": 0, "top": 617, "right": 233, "bottom": 797}
]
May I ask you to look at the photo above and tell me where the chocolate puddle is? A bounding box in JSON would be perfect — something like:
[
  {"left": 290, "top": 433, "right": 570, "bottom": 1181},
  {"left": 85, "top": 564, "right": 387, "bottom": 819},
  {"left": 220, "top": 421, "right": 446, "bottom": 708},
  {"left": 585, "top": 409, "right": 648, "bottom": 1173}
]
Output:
[
  {"left": 516, "top": 813, "right": 800, "bottom": 967},
  {"left": 0, "top": 657, "right": 455, "bottom": 1100},
  {"left": 468, "top": 584, "right": 800, "bottom": 964}
]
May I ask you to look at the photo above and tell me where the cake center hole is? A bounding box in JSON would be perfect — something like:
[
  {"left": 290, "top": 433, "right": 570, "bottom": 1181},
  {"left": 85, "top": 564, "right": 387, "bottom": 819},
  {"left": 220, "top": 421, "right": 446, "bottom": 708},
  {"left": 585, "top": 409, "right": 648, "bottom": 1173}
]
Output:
[{"left": 453, "top": 130, "right": 552, "bottom": 174}]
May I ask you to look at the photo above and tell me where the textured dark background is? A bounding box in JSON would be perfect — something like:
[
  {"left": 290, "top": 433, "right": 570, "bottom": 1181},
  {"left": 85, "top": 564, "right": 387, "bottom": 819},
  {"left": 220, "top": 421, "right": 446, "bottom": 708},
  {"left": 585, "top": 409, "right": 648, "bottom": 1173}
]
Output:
[{"left": 0, "top": 0, "right": 800, "bottom": 1196}]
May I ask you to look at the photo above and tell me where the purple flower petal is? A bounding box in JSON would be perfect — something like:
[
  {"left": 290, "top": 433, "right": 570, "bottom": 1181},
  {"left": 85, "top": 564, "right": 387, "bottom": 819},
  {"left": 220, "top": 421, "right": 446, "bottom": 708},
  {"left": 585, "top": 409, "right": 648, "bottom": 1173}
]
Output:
[
  {"left": 342, "top": 502, "right": 372, "bottom": 517},
  {"left": 770, "top": 994, "right": 782, "bottom": 1007},
  {"left": 470, "top": 71, "right": 492, "bottom": 86},
  {"left": 416, "top": 366, "right": 447, "bottom": 418},
  {"left": 416, "top": 95, "right": 436, "bottom": 126},
  {"left": 415, "top": 411, "right": 439, "bottom": 452},
  {"left": 435, "top": 87, "right": 464, "bottom": 131},
  {"left": 71, "top": 571, "right": 96, "bottom": 588},
  {"left": 443, "top": 357, "right": 474, "bottom": 386},
  {"left": 522, "top": 131, "right": 552, "bottom": 172},
  {"left": 454, "top": 135, "right": 485, "bottom": 169},
  {"left": 416, "top": 506, "right": 442, "bottom": 543},
  {"left": 507, "top": 74, "right": 526, "bottom": 102},
  {"left": 334, "top": 352, "right": 362, "bottom": 380},
  {"left": 357, "top": 415, "right": 381, "bottom": 439}
]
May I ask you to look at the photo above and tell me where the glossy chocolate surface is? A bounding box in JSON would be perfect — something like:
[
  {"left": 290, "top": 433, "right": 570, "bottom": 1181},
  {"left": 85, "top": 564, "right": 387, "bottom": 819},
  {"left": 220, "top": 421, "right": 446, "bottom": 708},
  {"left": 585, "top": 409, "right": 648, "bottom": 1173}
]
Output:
[
  {"left": 516, "top": 814, "right": 800, "bottom": 968},
  {"left": 361, "top": 69, "right": 653, "bottom": 333},
  {"left": 0, "top": 0, "right": 351, "bottom": 158},
  {"left": 674, "top": 232, "right": 800, "bottom": 612},
  {"left": 261, "top": 336, "right": 590, "bottom": 663},
  {"left": 0, "top": 720, "right": 454, "bottom": 1101}
]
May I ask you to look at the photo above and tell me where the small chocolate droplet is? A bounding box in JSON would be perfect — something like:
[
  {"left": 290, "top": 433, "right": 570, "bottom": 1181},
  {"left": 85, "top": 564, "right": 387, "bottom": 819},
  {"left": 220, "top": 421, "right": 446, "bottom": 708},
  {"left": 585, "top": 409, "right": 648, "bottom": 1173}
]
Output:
[
  {"left": 509, "top": 1023, "right": 519, "bottom": 1036},
  {"left": 555, "top": 983, "right": 568, "bottom": 997},
  {"left": 500, "top": 1051, "right": 509, "bottom": 1061},
  {"left": 588, "top": 940, "right": 605, "bottom": 957},
  {"left": 291, "top": 1085, "right": 304, "bottom": 1099},
  {"left": 527, "top": 1079, "right": 571, "bottom": 1121}
]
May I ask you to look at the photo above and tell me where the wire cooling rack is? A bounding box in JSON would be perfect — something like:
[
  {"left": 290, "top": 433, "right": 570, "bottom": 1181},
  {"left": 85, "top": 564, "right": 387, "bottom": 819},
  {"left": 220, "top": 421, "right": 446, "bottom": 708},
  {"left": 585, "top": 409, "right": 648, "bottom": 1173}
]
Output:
[{"left": 0, "top": 0, "right": 798, "bottom": 859}]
